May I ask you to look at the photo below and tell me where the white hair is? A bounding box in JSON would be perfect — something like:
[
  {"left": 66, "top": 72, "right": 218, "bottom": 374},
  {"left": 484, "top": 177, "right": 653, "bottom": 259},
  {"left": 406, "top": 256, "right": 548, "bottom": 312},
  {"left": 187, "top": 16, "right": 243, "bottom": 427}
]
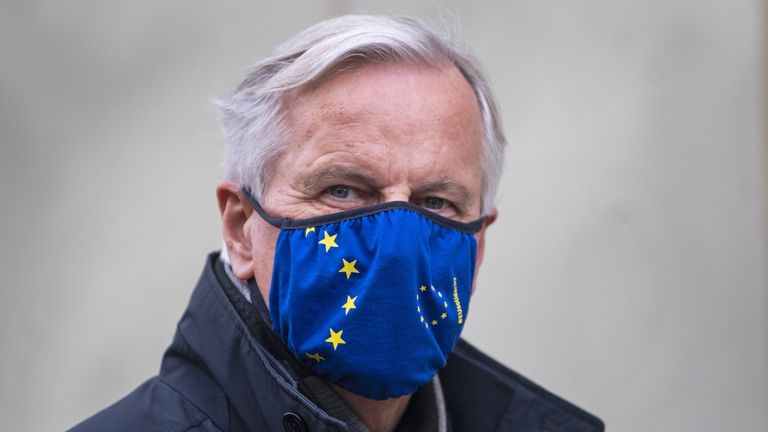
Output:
[{"left": 217, "top": 14, "right": 505, "bottom": 215}]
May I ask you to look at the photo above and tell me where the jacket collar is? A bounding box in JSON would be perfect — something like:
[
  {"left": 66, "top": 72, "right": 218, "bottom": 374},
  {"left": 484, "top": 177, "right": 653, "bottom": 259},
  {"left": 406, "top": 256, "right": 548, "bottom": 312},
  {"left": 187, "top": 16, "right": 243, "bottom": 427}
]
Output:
[{"left": 161, "top": 253, "right": 347, "bottom": 431}]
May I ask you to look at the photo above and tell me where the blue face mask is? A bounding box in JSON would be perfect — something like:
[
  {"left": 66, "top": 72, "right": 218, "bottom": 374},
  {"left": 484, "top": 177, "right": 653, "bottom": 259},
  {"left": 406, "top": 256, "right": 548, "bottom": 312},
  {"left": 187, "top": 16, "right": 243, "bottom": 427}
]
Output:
[{"left": 244, "top": 189, "right": 484, "bottom": 400}]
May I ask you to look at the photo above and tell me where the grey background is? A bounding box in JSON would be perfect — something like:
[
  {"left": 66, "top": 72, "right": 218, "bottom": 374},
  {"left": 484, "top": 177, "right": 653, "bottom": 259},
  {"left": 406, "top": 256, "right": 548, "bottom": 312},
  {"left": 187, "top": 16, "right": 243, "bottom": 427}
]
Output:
[{"left": 1, "top": 1, "right": 766, "bottom": 431}]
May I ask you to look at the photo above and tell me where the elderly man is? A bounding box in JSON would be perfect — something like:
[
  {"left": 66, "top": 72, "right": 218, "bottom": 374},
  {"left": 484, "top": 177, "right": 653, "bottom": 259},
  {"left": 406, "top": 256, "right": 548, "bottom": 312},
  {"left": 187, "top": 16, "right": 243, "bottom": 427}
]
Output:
[{"left": 72, "top": 15, "right": 603, "bottom": 432}]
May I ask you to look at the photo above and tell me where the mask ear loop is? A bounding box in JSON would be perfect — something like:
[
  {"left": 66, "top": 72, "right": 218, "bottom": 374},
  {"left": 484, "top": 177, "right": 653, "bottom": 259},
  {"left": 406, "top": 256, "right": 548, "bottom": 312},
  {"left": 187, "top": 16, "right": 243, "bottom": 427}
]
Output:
[
  {"left": 241, "top": 185, "right": 486, "bottom": 234},
  {"left": 241, "top": 187, "right": 286, "bottom": 228}
]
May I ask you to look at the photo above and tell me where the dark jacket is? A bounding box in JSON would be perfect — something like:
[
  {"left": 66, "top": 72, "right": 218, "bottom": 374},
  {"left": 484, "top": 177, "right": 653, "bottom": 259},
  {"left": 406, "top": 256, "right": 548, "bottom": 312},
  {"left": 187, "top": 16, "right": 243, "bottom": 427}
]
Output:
[{"left": 71, "top": 253, "right": 604, "bottom": 432}]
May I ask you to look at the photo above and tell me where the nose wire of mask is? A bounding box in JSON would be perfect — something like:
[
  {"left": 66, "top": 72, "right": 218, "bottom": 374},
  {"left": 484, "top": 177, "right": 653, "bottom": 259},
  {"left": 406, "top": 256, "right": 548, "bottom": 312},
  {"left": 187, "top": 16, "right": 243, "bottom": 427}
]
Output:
[{"left": 242, "top": 188, "right": 479, "bottom": 400}]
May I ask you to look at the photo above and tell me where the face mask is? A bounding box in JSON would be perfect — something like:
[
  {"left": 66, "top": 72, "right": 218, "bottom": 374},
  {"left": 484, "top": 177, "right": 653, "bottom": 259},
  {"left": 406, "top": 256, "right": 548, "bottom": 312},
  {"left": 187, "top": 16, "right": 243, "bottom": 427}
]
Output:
[{"left": 243, "top": 188, "right": 483, "bottom": 400}]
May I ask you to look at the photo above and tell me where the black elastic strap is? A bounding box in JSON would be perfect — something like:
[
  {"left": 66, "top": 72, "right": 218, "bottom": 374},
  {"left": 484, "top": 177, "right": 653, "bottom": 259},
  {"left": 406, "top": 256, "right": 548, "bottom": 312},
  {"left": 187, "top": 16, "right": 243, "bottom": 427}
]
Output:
[{"left": 241, "top": 186, "right": 485, "bottom": 234}]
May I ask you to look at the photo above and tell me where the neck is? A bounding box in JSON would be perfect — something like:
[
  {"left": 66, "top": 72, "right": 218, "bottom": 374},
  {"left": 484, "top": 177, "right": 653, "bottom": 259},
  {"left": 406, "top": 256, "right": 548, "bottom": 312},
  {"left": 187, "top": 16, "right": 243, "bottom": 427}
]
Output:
[{"left": 332, "top": 385, "right": 411, "bottom": 432}]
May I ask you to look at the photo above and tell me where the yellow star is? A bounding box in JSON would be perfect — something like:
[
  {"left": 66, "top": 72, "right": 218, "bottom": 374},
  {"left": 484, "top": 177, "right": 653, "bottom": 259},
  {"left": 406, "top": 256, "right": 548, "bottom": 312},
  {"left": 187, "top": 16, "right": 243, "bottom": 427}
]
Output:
[
  {"left": 341, "top": 295, "right": 358, "bottom": 315},
  {"left": 420, "top": 285, "right": 427, "bottom": 292},
  {"left": 338, "top": 259, "right": 360, "bottom": 279},
  {"left": 441, "top": 312, "right": 447, "bottom": 319},
  {"left": 318, "top": 231, "right": 339, "bottom": 252},
  {"left": 431, "top": 320, "right": 438, "bottom": 326},
  {"left": 305, "top": 352, "right": 325, "bottom": 362},
  {"left": 305, "top": 227, "right": 316, "bottom": 237},
  {"left": 420, "top": 316, "right": 424, "bottom": 322},
  {"left": 325, "top": 328, "right": 346, "bottom": 350}
]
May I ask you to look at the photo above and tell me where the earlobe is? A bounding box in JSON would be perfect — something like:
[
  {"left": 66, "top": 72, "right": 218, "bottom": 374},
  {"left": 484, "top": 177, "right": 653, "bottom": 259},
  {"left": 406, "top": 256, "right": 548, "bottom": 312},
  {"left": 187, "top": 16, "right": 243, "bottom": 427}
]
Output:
[{"left": 217, "top": 181, "right": 255, "bottom": 280}]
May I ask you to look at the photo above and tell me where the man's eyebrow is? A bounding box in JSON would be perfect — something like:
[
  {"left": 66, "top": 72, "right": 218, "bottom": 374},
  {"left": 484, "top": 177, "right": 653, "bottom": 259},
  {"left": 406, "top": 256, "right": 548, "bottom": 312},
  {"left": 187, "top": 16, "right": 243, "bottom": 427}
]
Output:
[
  {"left": 301, "top": 166, "right": 381, "bottom": 191},
  {"left": 415, "top": 179, "right": 473, "bottom": 205}
]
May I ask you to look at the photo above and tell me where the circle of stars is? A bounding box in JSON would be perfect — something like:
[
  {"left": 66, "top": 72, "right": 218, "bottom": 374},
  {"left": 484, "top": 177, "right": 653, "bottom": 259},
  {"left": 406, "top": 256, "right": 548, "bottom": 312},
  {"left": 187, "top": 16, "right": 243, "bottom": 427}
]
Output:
[{"left": 417, "top": 284, "right": 449, "bottom": 330}]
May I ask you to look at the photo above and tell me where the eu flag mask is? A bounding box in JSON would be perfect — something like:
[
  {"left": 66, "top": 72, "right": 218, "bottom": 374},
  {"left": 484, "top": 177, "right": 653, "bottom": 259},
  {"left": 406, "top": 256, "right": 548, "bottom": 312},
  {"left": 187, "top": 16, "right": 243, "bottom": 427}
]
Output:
[{"left": 243, "top": 188, "right": 483, "bottom": 400}]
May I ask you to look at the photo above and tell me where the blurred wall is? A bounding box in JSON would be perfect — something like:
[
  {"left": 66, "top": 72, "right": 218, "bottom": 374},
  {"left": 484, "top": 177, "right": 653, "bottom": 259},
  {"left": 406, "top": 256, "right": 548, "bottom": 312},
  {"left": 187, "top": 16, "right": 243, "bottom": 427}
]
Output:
[{"left": 0, "top": 1, "right": 765, "bottom": 431}]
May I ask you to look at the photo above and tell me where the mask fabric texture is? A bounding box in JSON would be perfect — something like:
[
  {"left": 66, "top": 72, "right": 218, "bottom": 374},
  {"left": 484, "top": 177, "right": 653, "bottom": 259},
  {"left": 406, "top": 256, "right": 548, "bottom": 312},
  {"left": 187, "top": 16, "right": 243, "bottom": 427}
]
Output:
[{"left": 245, "top": 191, "right": 481, "bottom": 400}]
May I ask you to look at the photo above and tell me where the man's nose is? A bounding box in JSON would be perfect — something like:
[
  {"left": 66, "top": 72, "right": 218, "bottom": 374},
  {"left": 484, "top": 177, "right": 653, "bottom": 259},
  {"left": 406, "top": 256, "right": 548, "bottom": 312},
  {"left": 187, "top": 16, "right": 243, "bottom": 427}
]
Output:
[{"left": 379, "top": 186, "right": 411, "bottom": 204}]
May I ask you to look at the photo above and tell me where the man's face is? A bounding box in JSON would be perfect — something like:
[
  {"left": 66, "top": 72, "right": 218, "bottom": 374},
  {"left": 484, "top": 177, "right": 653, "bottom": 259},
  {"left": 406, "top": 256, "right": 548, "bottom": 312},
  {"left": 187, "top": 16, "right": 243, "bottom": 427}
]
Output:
[{"left": 220, "top": 62, "right": 494, "bottom": 303}]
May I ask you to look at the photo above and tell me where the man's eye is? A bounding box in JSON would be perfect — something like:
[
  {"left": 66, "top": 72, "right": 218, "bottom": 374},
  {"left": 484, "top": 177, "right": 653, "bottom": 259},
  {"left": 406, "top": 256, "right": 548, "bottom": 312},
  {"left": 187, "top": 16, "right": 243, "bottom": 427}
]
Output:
[
  {"left": 423, "top": 197, "right": 446, "bottom": 210},
  {"left": 326, "top": 185, "right": 351, "bottom": 199}
]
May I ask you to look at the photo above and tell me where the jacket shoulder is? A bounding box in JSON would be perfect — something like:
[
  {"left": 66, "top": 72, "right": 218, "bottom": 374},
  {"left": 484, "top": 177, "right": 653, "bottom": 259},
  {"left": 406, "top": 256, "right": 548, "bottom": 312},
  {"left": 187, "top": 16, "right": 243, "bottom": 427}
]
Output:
[
  {"left": 439, "top": 339, "right": 604, "bottom": 432},
  {"left": 69, "top": 377, "right": 222, "bottom": 432}
]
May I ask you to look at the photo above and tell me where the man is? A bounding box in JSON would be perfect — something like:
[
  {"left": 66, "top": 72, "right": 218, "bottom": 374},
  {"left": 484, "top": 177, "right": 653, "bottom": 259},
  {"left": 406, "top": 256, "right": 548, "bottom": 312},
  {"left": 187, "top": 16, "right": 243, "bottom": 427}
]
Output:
[{"left": 72, "top": 15, "right": 603, "bottom": 432}]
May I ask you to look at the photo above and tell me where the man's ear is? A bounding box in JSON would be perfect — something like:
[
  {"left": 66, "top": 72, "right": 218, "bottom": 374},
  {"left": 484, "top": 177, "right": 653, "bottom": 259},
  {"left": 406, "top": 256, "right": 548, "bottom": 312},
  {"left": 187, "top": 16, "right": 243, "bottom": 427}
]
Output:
[
  {"left": 472, "top": 207, "right": 498, "bottom": 294},
  {"left": 217, "top": 181, "right": 255, "bottom": 280}
]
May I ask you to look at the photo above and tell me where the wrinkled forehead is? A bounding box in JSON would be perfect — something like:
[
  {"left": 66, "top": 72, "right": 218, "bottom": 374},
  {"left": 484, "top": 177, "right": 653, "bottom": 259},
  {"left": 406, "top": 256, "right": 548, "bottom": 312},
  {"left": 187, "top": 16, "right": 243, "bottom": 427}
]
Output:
[
  {"left": 288, "top": 59, "right": 481, "bottom": 121},
  {"left": 283, "top": 62, "right": 484, "bottom": 149}
]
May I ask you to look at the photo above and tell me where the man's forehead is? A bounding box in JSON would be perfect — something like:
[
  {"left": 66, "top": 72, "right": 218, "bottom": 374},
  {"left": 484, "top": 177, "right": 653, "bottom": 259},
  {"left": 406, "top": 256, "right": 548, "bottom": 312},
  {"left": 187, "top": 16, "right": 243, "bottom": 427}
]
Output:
[{"left": 288, "top": 62, "right": 481, "bottom": 127}]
